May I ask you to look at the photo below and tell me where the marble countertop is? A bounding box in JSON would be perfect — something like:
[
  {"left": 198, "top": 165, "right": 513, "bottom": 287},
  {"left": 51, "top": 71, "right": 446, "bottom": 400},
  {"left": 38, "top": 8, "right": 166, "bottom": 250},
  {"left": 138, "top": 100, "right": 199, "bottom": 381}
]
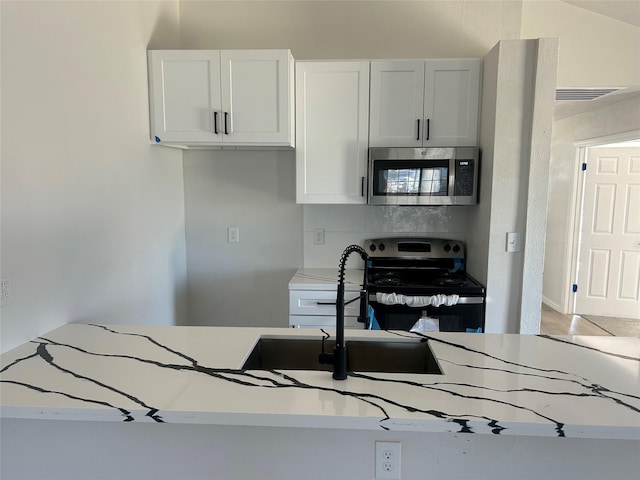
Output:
[
  {"left": 1, "top": 325, "right": 639, "bottom": 440},
  {"left": 288, "top": 268, "right": 363, "bottom": 291}
]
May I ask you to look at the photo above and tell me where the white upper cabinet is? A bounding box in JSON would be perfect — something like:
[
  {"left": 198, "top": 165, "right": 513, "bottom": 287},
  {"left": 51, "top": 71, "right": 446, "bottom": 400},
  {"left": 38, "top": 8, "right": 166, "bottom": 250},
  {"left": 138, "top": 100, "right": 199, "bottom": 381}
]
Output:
[
  {"left": 369, "top": 59, "right": 481, "bottom": 147},
  {"left": 369, "top": 60, "right": 425, "bottom": 148},
  {"left": 220, "top": 50, "right": 294, "bottom": 146},
  {"left": 295, "top": 61, "right": 370, "bottom": 204},
  {"left": 148, "top": 50, "right": 294, "bottom": 147}
]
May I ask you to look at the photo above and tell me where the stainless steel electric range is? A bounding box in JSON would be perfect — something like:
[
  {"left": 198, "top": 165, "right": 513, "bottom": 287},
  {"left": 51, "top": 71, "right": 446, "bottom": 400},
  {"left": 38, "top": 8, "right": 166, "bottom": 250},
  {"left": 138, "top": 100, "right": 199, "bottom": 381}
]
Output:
[{"left": 364, "top": 237, "right": 485, "bottom": 333}]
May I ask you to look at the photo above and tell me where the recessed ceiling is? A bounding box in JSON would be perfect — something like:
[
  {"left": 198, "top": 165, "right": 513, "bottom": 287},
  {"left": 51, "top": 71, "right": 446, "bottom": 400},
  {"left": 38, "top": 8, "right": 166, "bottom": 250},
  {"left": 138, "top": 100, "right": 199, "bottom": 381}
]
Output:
[{"left": 562, "top": 1, "right": 640, "bottom": 28}]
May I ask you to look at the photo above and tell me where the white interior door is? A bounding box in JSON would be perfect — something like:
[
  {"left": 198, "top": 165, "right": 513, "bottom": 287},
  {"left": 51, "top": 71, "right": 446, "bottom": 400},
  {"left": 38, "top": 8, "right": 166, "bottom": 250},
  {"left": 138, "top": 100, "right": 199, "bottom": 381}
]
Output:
[{"left": 576, "top": 146, "right": 640, "bottom": 318}]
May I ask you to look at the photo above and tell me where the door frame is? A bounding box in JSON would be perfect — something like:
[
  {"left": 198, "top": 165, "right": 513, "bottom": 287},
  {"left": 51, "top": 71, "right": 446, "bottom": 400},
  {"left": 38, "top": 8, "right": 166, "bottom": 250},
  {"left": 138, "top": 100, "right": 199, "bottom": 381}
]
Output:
[{"left": 564, "top": 129, "right": 640, "bottom": 314}]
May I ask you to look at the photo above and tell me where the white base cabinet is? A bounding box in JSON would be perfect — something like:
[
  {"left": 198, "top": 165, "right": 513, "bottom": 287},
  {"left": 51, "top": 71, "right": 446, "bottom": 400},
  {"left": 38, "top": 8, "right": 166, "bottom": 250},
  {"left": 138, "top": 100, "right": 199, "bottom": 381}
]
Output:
[
  {"left": 148, "top": 49, "right": 294, "bottom": 147},
  {"left": 289, "top": 290, "right": 362, "bottom": 329},
  {"left": 369, "top": 59, "right": 481, "bottom": 147},
  {"left": 288, "top": 269, "right": 365, "bottom": 329},
  {"left": 295, "top": 61, "right": 370, "bottom": 204}
]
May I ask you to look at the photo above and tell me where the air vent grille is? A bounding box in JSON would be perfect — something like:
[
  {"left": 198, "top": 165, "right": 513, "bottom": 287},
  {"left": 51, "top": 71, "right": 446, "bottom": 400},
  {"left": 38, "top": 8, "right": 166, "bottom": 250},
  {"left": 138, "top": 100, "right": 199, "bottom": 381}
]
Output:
[{"left": 556, "top": 88, "right": 620, "bottom": 101}]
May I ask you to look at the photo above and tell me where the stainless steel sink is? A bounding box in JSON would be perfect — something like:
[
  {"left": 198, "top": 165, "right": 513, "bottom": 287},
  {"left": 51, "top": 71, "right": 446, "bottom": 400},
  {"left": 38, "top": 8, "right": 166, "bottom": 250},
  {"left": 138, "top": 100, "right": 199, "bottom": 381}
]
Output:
[{"left": 241, "top": 337, "right": 442, "bottom": 374}]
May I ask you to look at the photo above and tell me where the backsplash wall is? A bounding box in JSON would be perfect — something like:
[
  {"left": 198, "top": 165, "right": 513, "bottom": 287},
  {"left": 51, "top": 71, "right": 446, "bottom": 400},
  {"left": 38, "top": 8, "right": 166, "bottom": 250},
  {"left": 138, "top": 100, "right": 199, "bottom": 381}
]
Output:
[{"left": 303, "top": 204, "right": 469, "bottom": 269}]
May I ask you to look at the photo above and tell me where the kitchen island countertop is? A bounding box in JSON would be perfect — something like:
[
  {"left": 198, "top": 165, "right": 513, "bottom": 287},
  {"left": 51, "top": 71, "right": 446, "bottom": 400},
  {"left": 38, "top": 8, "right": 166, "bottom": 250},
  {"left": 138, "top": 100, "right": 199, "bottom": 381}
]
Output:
[{"left": 1, "top": 325, "right": 638, "bottom": 440}]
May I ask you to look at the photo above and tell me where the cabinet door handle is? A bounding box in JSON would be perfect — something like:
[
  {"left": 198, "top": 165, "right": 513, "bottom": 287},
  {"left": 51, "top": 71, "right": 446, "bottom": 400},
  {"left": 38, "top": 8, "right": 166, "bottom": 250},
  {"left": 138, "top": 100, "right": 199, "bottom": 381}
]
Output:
[
  {"left": 317, "top": 296, "right": 360, "bottom": 306},
  {"left": 213, "top": 111, "right": 219, "bottom": 134},
  {"left": 426, "top": 118, "right": 430, "bottom": 141},
  {"left": 224, "top": 112, "right": 229, "bottom": 135},
  {"left": 361, "top": 176, "right": 366, "bottom": 197},
  {"left": 416, "top": 119, "right": 421, "bottom": 140}
]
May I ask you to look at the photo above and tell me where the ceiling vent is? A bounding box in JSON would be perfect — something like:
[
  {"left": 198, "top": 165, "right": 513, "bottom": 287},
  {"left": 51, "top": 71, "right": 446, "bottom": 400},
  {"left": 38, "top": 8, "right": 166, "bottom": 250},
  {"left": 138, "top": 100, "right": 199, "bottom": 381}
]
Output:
[{"left": 556, "top": 88, "right": 621, "bottom": 101}]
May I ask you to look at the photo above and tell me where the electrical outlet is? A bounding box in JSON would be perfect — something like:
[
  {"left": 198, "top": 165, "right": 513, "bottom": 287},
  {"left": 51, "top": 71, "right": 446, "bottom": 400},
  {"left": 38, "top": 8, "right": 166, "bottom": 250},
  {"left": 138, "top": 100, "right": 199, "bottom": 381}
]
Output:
[
  {"left": 313, "top": 228, "right": 325, "bottom": 245},
  {"left": 375, "top": 441, "right": 401, "bottom": 479},
  {"left": 1, "top": 275, "right": 14, "bottom": 306},
  {"left": 228, "top": 227, "right": 240, "bottom": 244}
]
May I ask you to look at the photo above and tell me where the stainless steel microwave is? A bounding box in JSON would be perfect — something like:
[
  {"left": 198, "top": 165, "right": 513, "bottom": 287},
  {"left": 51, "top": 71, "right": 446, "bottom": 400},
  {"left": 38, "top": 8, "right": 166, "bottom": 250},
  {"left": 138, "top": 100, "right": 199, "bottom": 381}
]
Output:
[{"left": 368, "top": 147, "right": 479, "bottom": 206}]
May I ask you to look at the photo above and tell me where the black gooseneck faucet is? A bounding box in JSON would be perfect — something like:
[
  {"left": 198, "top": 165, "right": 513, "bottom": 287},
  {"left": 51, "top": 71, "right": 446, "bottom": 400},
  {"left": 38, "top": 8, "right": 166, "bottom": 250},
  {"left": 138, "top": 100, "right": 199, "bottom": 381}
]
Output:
[{"left": 319, "top": 244, "right": 369, "bottom": 380}]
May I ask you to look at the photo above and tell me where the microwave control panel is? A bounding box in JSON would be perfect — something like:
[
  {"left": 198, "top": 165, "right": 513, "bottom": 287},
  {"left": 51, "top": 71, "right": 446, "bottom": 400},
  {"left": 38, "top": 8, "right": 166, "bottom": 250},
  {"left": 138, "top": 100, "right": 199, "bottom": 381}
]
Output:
[{"left": 454, "top": 159, "right": 476, "bottom": 196}]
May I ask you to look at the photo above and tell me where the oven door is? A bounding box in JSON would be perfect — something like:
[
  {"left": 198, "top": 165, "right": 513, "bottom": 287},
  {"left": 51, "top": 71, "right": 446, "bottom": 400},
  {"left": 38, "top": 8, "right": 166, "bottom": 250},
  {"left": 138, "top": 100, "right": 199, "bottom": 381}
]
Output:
[{"left": 369, "top": 295, "right": 485, "bottom": 332}]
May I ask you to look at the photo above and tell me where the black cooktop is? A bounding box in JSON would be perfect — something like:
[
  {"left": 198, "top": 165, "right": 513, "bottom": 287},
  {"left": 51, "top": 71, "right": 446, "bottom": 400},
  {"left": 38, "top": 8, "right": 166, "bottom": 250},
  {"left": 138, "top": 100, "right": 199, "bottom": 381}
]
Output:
[{"left": 363, "top": 237, "right": 485, "bottom": 296}]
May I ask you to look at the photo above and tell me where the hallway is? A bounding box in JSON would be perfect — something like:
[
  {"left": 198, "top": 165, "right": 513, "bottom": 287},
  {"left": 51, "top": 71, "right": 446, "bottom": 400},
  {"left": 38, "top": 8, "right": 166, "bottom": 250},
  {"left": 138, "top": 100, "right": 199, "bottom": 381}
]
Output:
[
  {"left": 540, "top": 303, "right": 612, "bottom": 336},
  {"left": 540, "top": 303, "right": 640, "bottom": 336}
]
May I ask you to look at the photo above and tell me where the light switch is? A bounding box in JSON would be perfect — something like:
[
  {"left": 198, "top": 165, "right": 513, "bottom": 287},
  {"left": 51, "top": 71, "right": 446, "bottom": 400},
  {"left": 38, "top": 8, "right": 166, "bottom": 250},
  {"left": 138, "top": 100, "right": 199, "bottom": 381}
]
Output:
[{"left": 506, "top": 232, "right": 519, "bottom": 253}]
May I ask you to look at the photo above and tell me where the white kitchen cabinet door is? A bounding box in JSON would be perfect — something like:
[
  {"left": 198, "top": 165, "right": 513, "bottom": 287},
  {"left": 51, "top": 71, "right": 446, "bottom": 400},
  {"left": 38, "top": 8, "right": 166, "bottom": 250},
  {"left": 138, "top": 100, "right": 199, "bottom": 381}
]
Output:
[
  {"left": 369, "top": 59, "right": 481, "bottom": 147},
  {"left": 369, "top": 60, "right": 425, "bottom": 148},
  {"left": 296, "top": 61, "right": 370, "bottom": 204},
  {"left": 148, "top": 50, "right": 222, "bottom": 144},
  {"left": 220, "top": 50, "right": 294, "bottom": 146},
  {"left": 148, "top": 49, "right": 294, "bottom": 147},
  {"left": 423, "top": 59, "right": 481, "bottom": 147}
]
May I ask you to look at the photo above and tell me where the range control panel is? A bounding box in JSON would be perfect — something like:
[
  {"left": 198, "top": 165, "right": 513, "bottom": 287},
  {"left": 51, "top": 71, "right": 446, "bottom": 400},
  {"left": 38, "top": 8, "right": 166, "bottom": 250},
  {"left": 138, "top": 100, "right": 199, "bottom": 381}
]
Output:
[{"left": 363, "top": 238, "right": 465, "bottom": 259}]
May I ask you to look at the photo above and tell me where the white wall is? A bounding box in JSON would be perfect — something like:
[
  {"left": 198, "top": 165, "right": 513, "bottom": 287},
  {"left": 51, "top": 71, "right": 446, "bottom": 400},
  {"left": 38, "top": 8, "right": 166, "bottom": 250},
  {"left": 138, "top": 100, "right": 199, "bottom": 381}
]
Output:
[
  {"left": 466, "top": 44, "right": 497, "bottom": 322},
  {"left": 2, "top": 419, "right": 638, "bottom": 480},
  {"left": 179, "top": 0, "right": 523, "bottom": 58},
  {"left": 518, "top": 38, "right": 558, "bottom": 333},
  {"left": 543, "top": 95, "right": 640, "bottom": 312},
  {"left": 0, "top": 1, "right": 187, "bottom": 353},
  {"left": 469, "top": 39, "right": 557, "bottom": 334},
  {"left": 521, "top": 0, "right": 640, "bottom": 89}
]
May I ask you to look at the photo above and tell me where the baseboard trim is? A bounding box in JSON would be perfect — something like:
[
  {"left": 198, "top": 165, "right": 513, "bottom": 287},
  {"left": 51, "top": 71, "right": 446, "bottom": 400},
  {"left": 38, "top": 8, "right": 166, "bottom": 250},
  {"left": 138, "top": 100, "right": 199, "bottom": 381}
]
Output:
[{"left": 542, "top": 296, "right": 563, "bottom": 313}]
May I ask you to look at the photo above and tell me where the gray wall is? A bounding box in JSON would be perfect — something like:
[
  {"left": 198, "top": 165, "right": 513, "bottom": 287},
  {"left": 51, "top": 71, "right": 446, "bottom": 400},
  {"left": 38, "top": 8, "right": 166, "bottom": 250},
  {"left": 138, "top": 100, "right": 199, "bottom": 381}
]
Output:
[{"left": 183, "top": 150, "right": 301, "bottom": 328}]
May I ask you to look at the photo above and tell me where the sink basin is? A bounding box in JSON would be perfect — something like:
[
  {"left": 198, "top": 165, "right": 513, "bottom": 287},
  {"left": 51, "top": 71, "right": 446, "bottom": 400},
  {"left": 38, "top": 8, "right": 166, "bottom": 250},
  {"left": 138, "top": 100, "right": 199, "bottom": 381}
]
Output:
[{"left": 241, "top": 337, "right": 442, "bottom": 374}]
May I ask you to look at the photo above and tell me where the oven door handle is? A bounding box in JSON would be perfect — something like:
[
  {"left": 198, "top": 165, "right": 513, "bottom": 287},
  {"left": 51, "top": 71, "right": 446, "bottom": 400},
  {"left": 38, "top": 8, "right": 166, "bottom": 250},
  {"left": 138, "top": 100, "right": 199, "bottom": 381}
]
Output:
[{"left": 369, "top": 294, "right": 484, "bottom": 305}]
